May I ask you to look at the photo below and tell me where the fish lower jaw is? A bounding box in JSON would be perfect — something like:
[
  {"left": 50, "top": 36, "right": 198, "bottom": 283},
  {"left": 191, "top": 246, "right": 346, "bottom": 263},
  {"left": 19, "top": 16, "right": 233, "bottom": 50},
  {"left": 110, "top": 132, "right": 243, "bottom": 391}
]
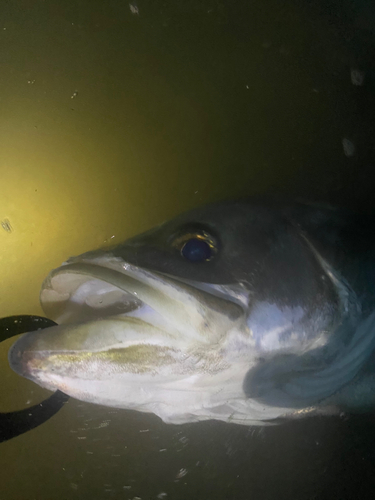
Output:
[
  {"left": 29, "top": 364, "right": 269, "bottom": 424},
  {"left": 28, "top": 365, "right": 295, "bottom": 425}
]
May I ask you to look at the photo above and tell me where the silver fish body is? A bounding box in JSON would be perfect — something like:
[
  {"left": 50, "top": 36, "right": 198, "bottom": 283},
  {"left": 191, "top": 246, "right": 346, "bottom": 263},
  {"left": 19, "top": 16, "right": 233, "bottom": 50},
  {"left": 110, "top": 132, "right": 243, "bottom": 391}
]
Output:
[{"left": 8, "top": 200, "right": 375, "bottom": 425}]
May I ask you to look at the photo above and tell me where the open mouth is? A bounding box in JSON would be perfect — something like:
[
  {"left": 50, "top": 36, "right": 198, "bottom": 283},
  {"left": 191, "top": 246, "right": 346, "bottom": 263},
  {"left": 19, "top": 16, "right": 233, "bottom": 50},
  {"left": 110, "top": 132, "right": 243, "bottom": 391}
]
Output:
[
  {"left": 8, "top": 254, "right": 263, "bottom": 425},
  {"left": 41, "top": 260, "right": 156, "bottom": 327},
  {"left": 9, "top": 254, "right": 248, "bottom": 387},
  {"left": 40, "top": 255, "right": 246, "bottom": 343}
]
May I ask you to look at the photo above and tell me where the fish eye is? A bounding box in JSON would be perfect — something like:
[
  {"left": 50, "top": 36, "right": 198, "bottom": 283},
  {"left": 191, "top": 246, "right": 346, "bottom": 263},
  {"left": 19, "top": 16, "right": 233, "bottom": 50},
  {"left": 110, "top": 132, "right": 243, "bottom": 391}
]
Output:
[
  {"left": 181, "top": 238, "right": 212, "bottom": 262},
  {"left": 172, "top": 229, "right": 218, "bottom": 262}
]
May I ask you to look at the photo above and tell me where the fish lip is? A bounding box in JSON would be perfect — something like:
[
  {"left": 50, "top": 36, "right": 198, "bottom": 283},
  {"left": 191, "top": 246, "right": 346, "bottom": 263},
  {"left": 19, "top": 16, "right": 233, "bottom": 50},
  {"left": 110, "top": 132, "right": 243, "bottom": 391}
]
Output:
[
  {"left": 8, "top": 337, "right": 26, "bottom": 376},
  {"left": 8, "top": 332, "right": 45, "bottom": 379},
  {"left": 9, "top": 336, "right": 62, "bottom": 391}
]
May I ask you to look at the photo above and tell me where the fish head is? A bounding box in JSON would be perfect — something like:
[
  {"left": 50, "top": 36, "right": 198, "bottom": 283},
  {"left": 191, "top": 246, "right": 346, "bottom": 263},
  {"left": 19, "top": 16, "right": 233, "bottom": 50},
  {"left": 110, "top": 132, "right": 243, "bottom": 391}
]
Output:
[{"left": 9, "top": 200, "right": 360, "bottom": 425}]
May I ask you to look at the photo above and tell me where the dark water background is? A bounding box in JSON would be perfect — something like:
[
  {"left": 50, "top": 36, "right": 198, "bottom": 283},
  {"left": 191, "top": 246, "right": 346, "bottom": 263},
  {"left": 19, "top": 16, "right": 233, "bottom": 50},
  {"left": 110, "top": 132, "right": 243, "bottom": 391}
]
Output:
[{"left": 1, "top": 0, "right": 375, "bottom": 498}]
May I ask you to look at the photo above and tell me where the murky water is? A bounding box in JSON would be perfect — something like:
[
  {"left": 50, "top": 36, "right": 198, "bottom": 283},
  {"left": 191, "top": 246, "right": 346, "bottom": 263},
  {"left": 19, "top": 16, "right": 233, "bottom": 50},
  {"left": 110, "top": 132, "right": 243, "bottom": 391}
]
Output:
[{"left": 1, "top": 0, "right": 375, "bottom": 498}]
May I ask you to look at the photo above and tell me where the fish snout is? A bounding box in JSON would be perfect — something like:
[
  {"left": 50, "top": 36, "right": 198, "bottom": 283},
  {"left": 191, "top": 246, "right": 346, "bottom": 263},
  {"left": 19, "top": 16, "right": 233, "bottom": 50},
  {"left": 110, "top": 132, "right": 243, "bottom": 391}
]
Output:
[{"left": 8, "top": 333, "right": 42, "bottom": 379}]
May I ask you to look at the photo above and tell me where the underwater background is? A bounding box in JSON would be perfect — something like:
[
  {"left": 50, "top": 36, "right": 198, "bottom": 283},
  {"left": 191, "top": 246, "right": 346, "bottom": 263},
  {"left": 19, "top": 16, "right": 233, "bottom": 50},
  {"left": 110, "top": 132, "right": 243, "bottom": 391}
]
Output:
[{"left": 1, "top": 1, "right": 375, "bottom": 498}]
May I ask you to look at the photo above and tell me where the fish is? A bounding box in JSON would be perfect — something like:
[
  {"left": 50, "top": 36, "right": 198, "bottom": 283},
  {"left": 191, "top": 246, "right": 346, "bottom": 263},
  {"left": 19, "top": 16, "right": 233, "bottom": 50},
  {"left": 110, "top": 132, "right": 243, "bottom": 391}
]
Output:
[{"left": 8, "top": 199, "right": 375, "bottom": 426}]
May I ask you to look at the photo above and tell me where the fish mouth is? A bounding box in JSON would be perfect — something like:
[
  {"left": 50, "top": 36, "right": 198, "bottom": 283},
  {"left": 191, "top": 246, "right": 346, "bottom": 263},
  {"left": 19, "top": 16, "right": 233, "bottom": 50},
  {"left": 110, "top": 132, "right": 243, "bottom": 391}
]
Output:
[
  {"left": 39, "top": 254, "right": 246, "bottom": 339},
  {"left": 9, "top": 254, "right": 252, "bottom": 419}
]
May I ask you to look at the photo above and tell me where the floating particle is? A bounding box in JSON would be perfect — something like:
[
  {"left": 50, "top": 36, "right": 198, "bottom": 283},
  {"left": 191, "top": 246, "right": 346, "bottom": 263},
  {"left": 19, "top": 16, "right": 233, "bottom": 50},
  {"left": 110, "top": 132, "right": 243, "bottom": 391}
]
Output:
[
  {"left": 71, "top": 90, "right": 78, "bottom": 99},
  {"left": 91, "top": 419, "right": 110, "bottom": 429},
  {"left": 350, "top": 68, "right": 365, "bottom": 86},
  {"left": 129, "top": 2, "right": 139, "bottom": 15},
  {"left": 342, "top": 138, "right": 356, "bottom": 157},
  {"left": 176, "top": 468, "right": 188, "bottom": 479},
  {"left": 1, "top": 219, "right": 12, "bottom": 232},
  {"left": 157, "top": 493, "right": 167, "bottom": 499}
]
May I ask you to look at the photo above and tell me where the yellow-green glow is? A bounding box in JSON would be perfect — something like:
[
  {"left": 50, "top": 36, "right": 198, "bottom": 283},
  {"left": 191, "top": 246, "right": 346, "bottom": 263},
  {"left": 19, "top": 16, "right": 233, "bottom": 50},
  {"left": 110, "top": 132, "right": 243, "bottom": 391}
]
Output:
[
  {"left": 0, "top": 4, "right": 332, "bottom": 320},
  {"left": 0, "top": 98, "right": 236, "bottom": 318}
]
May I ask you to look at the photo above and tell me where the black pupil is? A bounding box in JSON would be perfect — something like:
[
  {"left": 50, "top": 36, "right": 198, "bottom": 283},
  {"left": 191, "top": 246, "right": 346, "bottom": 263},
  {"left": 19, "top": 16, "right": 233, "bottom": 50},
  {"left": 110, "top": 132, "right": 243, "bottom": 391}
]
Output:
[{"left": 181, "top": 238, "right": 211, "bottom": 262}]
